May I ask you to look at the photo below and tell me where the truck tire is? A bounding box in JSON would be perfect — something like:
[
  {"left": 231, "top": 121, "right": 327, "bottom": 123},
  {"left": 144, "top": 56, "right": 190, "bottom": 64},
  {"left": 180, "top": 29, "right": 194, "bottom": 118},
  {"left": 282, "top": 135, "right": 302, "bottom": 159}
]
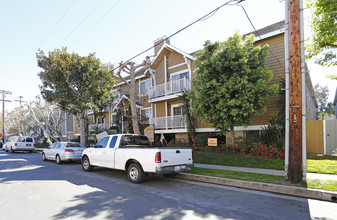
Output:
[
  {"left": 127, "top": 163, "right": 145, "bottom": 183},
  {"left": 82, "top": 156, "right": 93, "bottom": 171}
]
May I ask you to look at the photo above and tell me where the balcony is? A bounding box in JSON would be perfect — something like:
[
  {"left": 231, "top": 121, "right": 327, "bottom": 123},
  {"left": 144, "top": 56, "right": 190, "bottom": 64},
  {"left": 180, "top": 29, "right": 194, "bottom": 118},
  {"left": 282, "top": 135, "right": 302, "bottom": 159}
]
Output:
[
  {"left": 149, "top": 115, "right": 186, "bottom": 130},
  {"left": 148, "top": 78, "right": 191, "bottom": 101}
]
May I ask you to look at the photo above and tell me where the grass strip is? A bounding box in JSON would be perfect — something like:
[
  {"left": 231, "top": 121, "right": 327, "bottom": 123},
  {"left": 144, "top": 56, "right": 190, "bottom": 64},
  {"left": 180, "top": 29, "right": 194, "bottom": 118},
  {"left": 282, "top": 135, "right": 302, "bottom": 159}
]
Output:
[
  {"left": 193, "top": 152, "right": 284, "bottom": 170},
  {"left": 306, "top": 179, "right": 337, "bottom": 192},
  {"left": 188, "top": 167, "right": 337, "bottom": 192},
  {"left": 188, "top": 167, "right": 286, "bottom": 185}
]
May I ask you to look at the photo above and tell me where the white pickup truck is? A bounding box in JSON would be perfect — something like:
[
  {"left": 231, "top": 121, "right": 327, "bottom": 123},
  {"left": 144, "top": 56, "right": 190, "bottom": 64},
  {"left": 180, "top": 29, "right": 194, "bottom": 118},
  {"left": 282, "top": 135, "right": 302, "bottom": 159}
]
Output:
[{"left": 81, "top": 134, "right": 193, "bottom": 183}]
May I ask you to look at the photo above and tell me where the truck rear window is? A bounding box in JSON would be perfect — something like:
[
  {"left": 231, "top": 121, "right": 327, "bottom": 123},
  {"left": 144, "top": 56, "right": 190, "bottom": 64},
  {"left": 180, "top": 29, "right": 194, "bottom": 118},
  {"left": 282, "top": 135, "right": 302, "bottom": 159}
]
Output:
[{"left": 120, "top": 135, "right": 150, "bottom": 147}]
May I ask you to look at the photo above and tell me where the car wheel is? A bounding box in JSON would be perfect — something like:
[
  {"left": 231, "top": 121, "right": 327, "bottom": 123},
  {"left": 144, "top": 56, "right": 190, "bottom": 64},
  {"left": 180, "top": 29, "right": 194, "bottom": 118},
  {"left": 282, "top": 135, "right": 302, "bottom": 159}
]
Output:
[
  {"left": 82, "top": 156, "right": 93, "bottom": 171},
  {"left": 42, "top": 153, "right": 47, "bottom": 161},
  {"left": 29, "top": 150, "right": 33, "bottom": 153},
  {"left": 56, "top": 155, "right": 62, "bottom": 164},
  {"left": 127, "top": 163, "right": 145, "bottom": 183}
]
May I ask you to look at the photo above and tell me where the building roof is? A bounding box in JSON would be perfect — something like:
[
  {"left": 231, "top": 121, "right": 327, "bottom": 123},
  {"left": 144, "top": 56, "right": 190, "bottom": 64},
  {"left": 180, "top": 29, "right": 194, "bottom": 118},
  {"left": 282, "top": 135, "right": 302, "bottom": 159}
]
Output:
[{"left": 244, "top": 21, "right": 285, "bottom": 38}]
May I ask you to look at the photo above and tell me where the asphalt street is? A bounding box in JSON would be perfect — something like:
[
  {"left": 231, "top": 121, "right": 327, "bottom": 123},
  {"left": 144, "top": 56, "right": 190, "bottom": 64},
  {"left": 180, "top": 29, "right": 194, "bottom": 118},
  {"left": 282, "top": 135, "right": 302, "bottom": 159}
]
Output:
[{"left": 0, "top": 150, "right": 337, "bottom": 220}]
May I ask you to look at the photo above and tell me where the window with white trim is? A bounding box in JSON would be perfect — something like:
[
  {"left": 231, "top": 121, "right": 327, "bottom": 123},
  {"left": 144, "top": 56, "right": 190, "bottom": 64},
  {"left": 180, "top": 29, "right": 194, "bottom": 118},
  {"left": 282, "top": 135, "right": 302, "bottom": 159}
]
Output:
[
  {"left": 111, "top": 113, "right": 117, "bottom": 125},
  {"left": 140, "top": 79, "right": 151, "bottom": 96},
  {"left": 140, "top": 107, "right": 152, "bottom": 123},
  {"left": 170, "top": 70, "right": 189, "bottom": 81},
  {"left": 97, "top": 116, "right": 104, "bottom": 124}
]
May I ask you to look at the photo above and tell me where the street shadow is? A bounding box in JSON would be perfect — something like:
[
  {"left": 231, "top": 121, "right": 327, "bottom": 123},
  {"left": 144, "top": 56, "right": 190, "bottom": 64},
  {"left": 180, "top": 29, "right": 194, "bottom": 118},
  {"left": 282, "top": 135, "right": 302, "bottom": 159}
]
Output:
[{"left": 0, "top": 151, "right": 317, "bottom": 220}]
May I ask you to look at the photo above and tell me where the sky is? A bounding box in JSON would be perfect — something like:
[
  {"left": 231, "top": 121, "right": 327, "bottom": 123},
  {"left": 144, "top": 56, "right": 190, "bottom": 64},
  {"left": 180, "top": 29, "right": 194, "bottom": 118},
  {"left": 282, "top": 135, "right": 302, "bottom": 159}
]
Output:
[{"left": 0, "top": 0, "right": 336, "bottom": 112}]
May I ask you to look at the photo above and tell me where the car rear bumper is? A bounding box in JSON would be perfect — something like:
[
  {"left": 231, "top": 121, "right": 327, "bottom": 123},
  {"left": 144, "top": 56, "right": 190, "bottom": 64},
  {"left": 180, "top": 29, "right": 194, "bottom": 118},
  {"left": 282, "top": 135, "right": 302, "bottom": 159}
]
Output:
[
  {"left": 13, "top": 147, "right": 35, "bottom": 151},
  {"left": 155, "top": 164, "right": 194, "bottom": 174}
]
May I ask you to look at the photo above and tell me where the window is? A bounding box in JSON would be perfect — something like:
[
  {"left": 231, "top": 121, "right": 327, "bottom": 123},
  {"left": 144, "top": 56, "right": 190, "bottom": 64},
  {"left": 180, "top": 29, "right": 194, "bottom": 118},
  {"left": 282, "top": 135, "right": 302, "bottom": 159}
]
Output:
[
  {"left": 120, "top": 135, "right": 150, "bottom": 147},
  {"left": 111, "top": 113, "right": 117, "bottom": 125},
  {"left": 97, "top": 117, "right": 104, "bottom": 124},
  {"left": 140, "top": 79, "right": 151, "bottom": 95},
  {"left": 140, "top": 108, "right": 152, "bottom": 123},
  {"left": 109, "top": 136, "right": 118, "bottom": 148},
  {"left": 26, "top": 137, "right": 33, "bottom": 142},
  {"left": 97, "top": 137, "right": 109, "bottom": 148},
  {"left": 171, "top": 71, "right": 189, "bottom": 81}
]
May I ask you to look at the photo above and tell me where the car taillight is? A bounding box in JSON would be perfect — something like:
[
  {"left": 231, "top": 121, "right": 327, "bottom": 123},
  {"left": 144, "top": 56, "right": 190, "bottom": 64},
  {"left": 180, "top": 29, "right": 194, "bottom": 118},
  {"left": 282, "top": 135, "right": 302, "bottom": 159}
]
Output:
[
  {"left": 15, "top": 143, "right": 17, "bottom": 146},
  {"left": 65, "top": 149, "right": 74, "bottom": 153},
  {"left": 155, "top": 152, "right": 161, "bottom": 163},
  {"left": 33, "top": 144, "right": 35, "bottom": 147}
]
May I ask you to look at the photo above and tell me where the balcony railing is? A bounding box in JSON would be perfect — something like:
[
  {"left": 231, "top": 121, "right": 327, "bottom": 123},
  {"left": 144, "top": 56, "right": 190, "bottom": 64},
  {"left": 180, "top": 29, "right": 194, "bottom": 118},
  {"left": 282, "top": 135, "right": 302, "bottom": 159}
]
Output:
[
  {"left": 148, "top": 78, "right": 191, "bottom": 99},
  {"left": 149, "top": 115, "right": 186, "bottom": 129}
]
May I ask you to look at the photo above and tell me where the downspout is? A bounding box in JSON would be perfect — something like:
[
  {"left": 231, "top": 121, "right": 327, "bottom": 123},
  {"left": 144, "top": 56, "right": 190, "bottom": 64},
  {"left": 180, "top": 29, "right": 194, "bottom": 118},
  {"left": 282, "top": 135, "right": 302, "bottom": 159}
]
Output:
[
  {"left": 164, "top": 55, "right": 167, "bottom": 96},
  {"left": 300, "top": 0, "right": 307, "bottom": 180},
  {"left": 284, "top": 0, "right": 290, "bottom": 180}
]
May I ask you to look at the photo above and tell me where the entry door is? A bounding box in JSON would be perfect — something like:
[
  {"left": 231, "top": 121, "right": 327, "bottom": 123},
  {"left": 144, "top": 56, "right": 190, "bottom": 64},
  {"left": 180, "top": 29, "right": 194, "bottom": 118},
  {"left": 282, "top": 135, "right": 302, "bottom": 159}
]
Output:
[{"left": 171, "top": 105, "right": 183, "bottom": 128}]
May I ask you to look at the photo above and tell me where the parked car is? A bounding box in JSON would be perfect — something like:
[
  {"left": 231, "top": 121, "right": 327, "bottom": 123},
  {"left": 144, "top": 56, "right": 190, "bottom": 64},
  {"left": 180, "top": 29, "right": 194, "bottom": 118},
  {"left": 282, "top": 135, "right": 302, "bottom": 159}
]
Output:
[
  {"left": 4, "top": 136, "right": 35, "bottom": 153},
  {"left": 42, "top": 142, "right": 86, "bottom": 164},
  {"left": 82, "top": 134, "right": 193, "bottom": 183}
]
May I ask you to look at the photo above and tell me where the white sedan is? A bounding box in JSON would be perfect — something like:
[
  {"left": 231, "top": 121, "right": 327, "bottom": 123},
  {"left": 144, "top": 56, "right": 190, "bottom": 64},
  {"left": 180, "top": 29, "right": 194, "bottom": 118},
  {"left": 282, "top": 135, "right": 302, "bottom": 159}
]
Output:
[{"left": 42, "top": 142, "right": 86, "bottom": 164}]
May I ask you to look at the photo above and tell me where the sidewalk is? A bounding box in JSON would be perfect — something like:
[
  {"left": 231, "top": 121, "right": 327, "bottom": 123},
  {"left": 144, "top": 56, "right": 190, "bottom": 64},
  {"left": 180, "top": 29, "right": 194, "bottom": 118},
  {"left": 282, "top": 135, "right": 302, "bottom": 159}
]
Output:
[
  {"left": 176, "top": 163, "right": 337, "bottom": 202},
  {"left": 194, "top": 163, "right": 337, "bottom": 181}
]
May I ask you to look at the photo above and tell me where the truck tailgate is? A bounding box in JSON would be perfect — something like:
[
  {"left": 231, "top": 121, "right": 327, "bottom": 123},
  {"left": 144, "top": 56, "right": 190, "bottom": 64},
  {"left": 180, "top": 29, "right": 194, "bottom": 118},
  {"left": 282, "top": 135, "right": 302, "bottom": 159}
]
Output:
[{"left": 160, "top": 148, "right": 192, "bottom": 166}]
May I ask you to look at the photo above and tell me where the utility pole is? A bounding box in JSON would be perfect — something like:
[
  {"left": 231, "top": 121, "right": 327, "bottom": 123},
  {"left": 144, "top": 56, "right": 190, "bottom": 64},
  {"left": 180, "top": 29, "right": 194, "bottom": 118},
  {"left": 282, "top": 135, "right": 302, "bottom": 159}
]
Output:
[
  {"left": 14, "top": 96, "right": 27, "bottom": 108},
  {"left": 287, "top": 0, "right": 303, "bottom": 183},
  {"left": 0, "top": 90, "right": 12, "bottom": 143}
]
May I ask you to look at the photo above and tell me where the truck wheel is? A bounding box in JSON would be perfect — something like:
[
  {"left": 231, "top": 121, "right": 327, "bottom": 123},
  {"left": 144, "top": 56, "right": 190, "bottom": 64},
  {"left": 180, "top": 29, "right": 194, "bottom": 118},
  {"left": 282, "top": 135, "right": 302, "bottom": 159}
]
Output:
[
  {"left": 82, "top": 156, "right": 93, "bottom": 171},
  {"left": 127, "top": 163, "right": 145, "bottom": 183}
]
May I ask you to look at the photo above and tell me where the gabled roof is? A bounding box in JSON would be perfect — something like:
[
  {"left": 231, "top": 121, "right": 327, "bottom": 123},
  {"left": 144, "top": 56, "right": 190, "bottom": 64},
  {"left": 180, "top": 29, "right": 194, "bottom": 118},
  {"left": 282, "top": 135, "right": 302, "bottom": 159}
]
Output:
[
  {"left": 112, "top": 94, "right": 143, "bottom": 112},
  {"left": 151, "top": 42, "right": 196, "bottom": 66}
]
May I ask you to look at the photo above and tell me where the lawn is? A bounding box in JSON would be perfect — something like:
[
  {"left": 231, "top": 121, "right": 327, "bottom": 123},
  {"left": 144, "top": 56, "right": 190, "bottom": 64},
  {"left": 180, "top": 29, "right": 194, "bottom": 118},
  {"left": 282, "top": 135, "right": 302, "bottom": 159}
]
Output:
[
  {"left": 307, "top": 156, "right": 337, "bottom": 175},
  {"left": 193, "top": 152, "right": 284, "bottom": 170}
]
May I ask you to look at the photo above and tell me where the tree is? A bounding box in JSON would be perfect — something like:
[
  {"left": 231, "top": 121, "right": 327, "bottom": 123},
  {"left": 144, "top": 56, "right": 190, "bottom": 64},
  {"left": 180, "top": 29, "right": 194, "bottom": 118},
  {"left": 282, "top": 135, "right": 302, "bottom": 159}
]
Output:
[
  {"left": 192, "top": 32, "right": 278, "bottom": 146},
  {"left": 36, "top": 47, "right": 115, "bottom": 145},
  {"left": 306, "top": 0, "right": 337, "bottom": 79},
  {"left": 5, "top": 107, "right": 29, "bottom": 136},
  {"left": 180, "top": 90, "right": 196, "bottom": 145},
  {"left": 27, "top": 96, "right": 68, "bottom": 144},
  {"left": 113, "top": 58, "right": 151, "bottom": 134},
  {"left": 314, "top": 83, "right": 335, "bottom": 119}
]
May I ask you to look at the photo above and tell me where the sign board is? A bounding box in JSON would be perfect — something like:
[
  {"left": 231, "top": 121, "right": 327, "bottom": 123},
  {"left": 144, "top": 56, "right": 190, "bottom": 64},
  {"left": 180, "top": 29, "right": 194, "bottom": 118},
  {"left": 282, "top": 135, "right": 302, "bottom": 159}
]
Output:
[
  {"left": 144, "top": 126, "right": 155, "bottom": 142},
  {"left": 208, "top": 138, "right": 217, "bottom": 147},
  {"left": 96, "top": 131, "right": 108, "bottom": 142}
]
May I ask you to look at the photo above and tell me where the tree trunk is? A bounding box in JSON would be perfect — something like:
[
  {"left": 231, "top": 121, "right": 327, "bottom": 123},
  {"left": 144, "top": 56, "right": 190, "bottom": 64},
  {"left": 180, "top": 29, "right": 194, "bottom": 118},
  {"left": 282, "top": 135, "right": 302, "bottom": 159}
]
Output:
[
  {"left": 130, "top": 64, "right": 140, "bottom": 134},
  {"left": 230, "top": 124, "right": 235, "bottom": 147},
  {"left": 79, "top": 112, "right": 86, "bottom": 145}
]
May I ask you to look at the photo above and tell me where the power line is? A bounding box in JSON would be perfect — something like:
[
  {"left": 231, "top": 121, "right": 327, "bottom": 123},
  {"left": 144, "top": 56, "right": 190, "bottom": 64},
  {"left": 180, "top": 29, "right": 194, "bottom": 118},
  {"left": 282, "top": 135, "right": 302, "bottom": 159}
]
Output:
[
  {"left": 13, "top": 0, "right": 76, "bottom": 82},
  {"left": 238, "top": 3, "right": 284, "bottom": 68},
  {"left": 58, "top": 0, "right": 104, "bottom": 47},
  {"left": 70, "top": 0, "right": 123, "bottom": 47},
  {"left": 112, "top": 0, "right": 240, "bottom": 72}
]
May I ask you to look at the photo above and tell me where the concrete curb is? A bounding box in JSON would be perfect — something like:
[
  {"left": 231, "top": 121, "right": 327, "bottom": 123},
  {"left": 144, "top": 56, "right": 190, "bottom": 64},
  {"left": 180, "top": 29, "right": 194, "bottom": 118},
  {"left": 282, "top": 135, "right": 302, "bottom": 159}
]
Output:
[{"left": 177, "top": 173, "right": 337, "bottom": 203}]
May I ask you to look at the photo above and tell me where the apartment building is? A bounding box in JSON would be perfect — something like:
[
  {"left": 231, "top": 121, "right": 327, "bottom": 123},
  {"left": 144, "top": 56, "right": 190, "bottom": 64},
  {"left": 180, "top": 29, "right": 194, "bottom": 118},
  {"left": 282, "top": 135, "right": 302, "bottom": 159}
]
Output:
[{"left": 85, "top": 21, "right": 317, "bottom": 143}]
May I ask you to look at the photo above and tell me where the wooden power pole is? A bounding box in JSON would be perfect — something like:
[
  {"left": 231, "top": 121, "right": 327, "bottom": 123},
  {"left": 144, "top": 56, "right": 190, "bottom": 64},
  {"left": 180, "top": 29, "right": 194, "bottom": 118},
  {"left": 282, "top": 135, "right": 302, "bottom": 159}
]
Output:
[{"left": 288, "top": 0, "right": 302, "bottom": 183}]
